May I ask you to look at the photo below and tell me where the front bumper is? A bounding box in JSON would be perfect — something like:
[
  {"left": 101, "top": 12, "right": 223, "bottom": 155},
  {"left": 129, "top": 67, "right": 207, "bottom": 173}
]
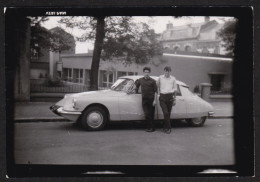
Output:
[
  {"left": 50, "top": 105, "right": 62, "bottom": 116},
  {"left": 208, "top": 111, "right": 214, "bottom": 117},
  {"left": 50, "top": 105, "right": 82, "bottom": 121}
]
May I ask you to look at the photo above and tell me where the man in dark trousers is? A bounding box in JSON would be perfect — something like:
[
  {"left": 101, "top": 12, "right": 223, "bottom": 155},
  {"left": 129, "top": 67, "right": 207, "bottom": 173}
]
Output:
[
  {"left": 135, "top": 67, "right": 157, "bottom": 132},
  {"left": 157, "top": 66, "right": 177, "bottom": 134}
]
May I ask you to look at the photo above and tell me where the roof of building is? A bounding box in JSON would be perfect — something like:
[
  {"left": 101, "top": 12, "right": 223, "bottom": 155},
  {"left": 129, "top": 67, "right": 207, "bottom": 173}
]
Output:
[
  {"left": 162, "top": 52, "right": 233, "bottom": 62},
  {"left": 60, "top": 52, "right": 93, "bottom": 58},
  {"left": 50, "top": 26, "right": 76, "bottom": 45},
  {"left": 160, "top": 20, "right": 224, "bottom": 42},
  {"left": 163, "top": 49, "right": 232, "bottom": 58}
]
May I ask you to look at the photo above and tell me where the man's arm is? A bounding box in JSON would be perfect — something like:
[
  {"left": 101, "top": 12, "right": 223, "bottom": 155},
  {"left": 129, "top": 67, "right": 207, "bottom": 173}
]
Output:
[
  {"left": 173, "top": 77, "right": 177, "bottom": 97},
  {"left": 135, "top": 79, "right": 140, "bottom": 94},
  {"left": 153, "top": 80, "right": 158, "bottom": 106},
  {"left": 173, "top": 78, "right": 177, "bottom": 105},
  {"left": 157, "top": 77, "right": 160, "bottom": 95}
]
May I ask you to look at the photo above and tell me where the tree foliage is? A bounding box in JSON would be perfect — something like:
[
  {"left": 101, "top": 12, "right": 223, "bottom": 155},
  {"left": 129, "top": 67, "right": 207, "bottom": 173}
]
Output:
[
  {"left": 59, "top": 16, "right": 162, "bottom": 64},
  {"left": 29, "top": 17, "right": 74, "bottom": 56},
  {"left": 217, "top": 19, "right": 238, "bottom": 56},
  {"left": 59, "top": 16, "right": 162, "bottom": 90}
]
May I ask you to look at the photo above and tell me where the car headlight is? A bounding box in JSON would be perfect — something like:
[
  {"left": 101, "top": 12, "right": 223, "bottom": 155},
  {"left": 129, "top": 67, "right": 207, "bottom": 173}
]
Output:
[{"left": 72, "top": 98, "right": 77, "bottom": 109}]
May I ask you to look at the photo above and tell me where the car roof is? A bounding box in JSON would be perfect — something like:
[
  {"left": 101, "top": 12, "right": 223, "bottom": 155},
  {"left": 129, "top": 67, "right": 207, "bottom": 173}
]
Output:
[{"left": 119, "top": 75, "right": 189, "bottom": 87}]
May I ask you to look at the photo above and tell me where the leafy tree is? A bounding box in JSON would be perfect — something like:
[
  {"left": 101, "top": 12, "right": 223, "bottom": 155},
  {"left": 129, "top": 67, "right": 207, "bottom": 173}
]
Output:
[
  {"left": 59, "top": 16, "right": 163, "bottom": 90},
  {"left": 217, "top": 19, "right": 238, "bottom": 56},
  {"left": 30, "top": 17, "right": 74, "bottom": 57}
]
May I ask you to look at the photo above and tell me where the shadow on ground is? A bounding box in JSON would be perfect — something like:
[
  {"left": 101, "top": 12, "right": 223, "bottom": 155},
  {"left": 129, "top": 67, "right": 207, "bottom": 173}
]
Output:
[{"left": 61, "top": 119, "right": 194, "bottom": 132}]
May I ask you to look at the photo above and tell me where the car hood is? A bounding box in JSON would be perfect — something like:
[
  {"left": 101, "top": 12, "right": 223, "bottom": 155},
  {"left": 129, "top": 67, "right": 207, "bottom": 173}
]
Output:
[
  {"left": 64, "top": 89, "right": 124, "bottom": 99},
  {"left": 55, "top": 89, "right": 125, "bottom": 108}
]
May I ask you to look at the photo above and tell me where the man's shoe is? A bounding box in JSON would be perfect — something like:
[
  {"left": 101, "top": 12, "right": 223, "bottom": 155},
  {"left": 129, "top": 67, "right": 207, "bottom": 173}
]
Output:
[
  {"left": 164, "top": 128, "right": 171, "bottom": 134},
  {"left": 145, "top": 128, "right": 155, "bottom": 132}
]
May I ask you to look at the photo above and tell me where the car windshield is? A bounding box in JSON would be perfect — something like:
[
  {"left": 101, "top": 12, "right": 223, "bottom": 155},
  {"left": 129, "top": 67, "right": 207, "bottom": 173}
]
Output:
[{"left": 111, "top": 78, "right": 134, "bottom": 92}]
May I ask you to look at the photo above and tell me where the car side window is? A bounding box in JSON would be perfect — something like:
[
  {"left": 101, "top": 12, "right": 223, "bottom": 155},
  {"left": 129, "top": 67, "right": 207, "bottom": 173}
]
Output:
[
  {"left": 176, "top": 85, "right": 182, "bottom": 96},
  {"left": 114, "top": 79, "right": 134, "bottom": 92},
  {"left": 122, "top": 80, "right": 134, "bottom": 92}
]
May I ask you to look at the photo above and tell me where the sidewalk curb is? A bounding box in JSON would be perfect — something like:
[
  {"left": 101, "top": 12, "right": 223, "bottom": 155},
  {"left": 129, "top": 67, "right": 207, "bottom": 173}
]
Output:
[
  {"left": 14, "top": 117, "right": 70, "bottom": 122},
  {"left": 14, "top": 116, "right": 233, "bottom": 122},
  {"left": 209, "top": 116, "right": 233, "bottom": 119}
]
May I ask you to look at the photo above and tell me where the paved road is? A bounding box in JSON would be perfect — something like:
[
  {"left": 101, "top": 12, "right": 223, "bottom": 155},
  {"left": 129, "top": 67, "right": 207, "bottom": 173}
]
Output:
[{"left": 14, "top": 119, "right": 235, "bottom": 165}]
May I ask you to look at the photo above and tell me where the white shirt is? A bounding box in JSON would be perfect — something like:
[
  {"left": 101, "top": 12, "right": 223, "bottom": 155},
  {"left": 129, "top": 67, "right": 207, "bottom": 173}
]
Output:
[{"left": 158, "top": 75, "right": 177, "bottom": 94}]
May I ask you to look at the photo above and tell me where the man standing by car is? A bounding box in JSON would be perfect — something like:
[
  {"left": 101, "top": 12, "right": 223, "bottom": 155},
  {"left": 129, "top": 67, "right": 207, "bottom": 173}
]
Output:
[
  {"left": 157, "top": 66, "right": 177, "bottom": 134},
  {"left": 135, "top": 67, "right": 157, "bottom": 132}
]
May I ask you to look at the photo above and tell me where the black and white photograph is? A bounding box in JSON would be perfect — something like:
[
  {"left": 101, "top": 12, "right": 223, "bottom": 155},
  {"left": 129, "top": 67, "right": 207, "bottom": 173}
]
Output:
[{"left": 4, "top": 6, "right": 254, "bottom": 178}]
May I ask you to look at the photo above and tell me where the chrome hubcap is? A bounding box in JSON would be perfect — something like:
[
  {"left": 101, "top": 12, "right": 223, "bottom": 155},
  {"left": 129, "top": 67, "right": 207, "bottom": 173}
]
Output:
[
  {"left": 87, "top": 111, "right": 103, "bottom": 128},
  {"left": 193, "top": 117, "right": 203, "bottom": 124}
]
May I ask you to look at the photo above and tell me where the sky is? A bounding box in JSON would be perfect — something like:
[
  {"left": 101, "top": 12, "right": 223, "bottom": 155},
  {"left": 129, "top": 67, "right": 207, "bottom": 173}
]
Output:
[{"left": 42, "top": 16, "right": 234, "bottom": 54}]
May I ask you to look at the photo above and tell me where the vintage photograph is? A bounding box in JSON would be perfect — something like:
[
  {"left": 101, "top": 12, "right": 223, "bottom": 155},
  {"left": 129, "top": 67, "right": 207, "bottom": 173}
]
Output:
[{"left": 4, "top": 7, "right": 253, "bottom": 177}]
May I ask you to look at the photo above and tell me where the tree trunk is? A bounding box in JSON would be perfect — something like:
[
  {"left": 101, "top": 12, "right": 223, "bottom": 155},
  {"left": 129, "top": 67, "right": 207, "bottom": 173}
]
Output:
[
  {"left": 89, "top": 17, "right": 105, "bottom": 90},
  {"left": 6, "top": 15, "right": 31, "bottom": 101}
]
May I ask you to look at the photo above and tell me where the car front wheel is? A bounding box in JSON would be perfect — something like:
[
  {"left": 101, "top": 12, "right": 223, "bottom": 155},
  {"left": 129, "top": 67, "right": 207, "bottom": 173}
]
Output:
[
  {"left": 186, "top": 116, "right": 206, "bottom": 127},
  {"left": 81, "top": 106, "right": 107, "bottom": 131}
]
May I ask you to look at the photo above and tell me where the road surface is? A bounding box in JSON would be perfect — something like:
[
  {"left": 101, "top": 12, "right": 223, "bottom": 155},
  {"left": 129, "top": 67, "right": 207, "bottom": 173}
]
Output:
[{"left": 14, "top": 118, "right": 235, "bottom": 165}]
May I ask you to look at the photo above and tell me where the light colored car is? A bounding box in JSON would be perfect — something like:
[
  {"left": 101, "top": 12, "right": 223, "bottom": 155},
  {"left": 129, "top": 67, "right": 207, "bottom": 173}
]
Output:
[{"left": 50, "top": 76, "right": 214, "bottom": 131}]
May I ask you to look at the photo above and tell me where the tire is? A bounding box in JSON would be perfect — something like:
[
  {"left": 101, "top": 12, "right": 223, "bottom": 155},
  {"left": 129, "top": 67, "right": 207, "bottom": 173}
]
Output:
[
  {"left": 186, "top": 116, "right": 206, "bottom": 127},
  {"left": 81, "top": 106, "right": 107, "bottom": 131}
]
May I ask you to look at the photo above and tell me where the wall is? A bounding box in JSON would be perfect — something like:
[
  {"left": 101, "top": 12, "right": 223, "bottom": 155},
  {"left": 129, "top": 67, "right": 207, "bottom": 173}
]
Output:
[
  {"left": 49, "top": 51, "right": 60, "bottom": 78},
  {"left": 62, "top": 54, "right": 142, "bottom": 73},
  {"left": 60, "top": 53, "right": 233, "bottom": 92},
  {"left": 30, "top": 69, "right": 49, "bottom": 79},
  {"left": 151, "top": 54, "right": 233, "bottom": 91}
]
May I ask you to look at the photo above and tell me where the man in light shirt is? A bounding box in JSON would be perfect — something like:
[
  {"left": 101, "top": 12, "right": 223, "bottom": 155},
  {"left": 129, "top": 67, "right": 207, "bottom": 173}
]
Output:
[{"left": 157, "top": 66, "right": 177, "bottom": 134}]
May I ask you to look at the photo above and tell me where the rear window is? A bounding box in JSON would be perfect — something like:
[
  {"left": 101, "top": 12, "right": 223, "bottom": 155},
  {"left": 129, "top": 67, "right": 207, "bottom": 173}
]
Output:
[
  {"left": 179, "top": 86, "right": 193, "bottom": 97},
  {"left": 176, "top": 85, "right": 182, "bottom": 96}
]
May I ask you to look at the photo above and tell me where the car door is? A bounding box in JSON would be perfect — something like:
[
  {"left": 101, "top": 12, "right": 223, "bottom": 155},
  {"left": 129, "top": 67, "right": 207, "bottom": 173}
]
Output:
[
  {"left": 179, "top": 86, "right": 201, "bottom": 118},
  {"left": 118, "top": 81, "right": 145, "bottom": 121},
  {"left": 157, "top": 84, "right": 187, "bottom": 119}
]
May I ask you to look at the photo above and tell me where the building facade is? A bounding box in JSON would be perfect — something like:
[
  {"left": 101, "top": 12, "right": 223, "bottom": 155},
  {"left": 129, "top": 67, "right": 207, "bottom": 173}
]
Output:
[
  {"left": 60, "top": 52, "right": 233, "bottom": 93},
  {"left": 61, "top": 53, "right": 139, "bottom": 89},
  {"left": 30, "top": 27, "right": 75, "bottom": 82},
  {"left": 32, "top": 20, "right": 232, "bottom": 94},
  {"left": 160, "top": 17, "right": 226, "bottom": 55}
]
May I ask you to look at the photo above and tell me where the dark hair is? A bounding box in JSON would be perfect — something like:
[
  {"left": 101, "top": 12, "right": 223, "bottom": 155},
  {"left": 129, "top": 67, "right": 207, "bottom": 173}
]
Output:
[
  {"left": 143, "top": 67, "right": 151, "bottom": 72},
  {"left": 164, "top": 66, "right": 171, "bottom": 72}
]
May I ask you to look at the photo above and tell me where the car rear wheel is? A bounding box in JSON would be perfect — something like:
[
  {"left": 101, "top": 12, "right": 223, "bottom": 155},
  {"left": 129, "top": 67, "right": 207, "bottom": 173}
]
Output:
[
  {"left": 187, "top": 116, "right": 206, "bottom": 127},
  {"left": 81, "top": 106, "right": 107, "bottom": 131}
]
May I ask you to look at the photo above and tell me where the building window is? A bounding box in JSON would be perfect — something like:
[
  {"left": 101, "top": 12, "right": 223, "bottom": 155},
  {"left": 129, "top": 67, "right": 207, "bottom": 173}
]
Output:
[
  {"left": 101, "top": 71, "right": 114, "bottom": 88},
  {"left": 210, "top": 74, "right": 224, "bottom": 91},
  {"left": 63, "top": 68, "right": 72, "bottom": 82},
  {"left": 173, "top": 46, "right": 179, "bottom": 51},
  {"left": 30, "top": 48, "right": 39, "bottom": 61},
  {"left": 185, "top": 45, "right": 192, "bottom": 52},
  {"left": 117, "top": 71, "right": 127, "bottom": 79},
  {"left": 117, "top": 71, "right": 138, "bottom": 79},
  {"left": 214, "top": 46, "right": 220, "bottom": 54},
  {"left": 170, "top": 30, "right": 174, "bottom": 37},
  {"left": 74, "top": 69, "right": 83, "bottom": 84},
  {"left": 85, "top": 69, "right": 90, "bottom": 86},
  {"left": 202, "top": 47, "right": 209, "bottom": 54}
]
